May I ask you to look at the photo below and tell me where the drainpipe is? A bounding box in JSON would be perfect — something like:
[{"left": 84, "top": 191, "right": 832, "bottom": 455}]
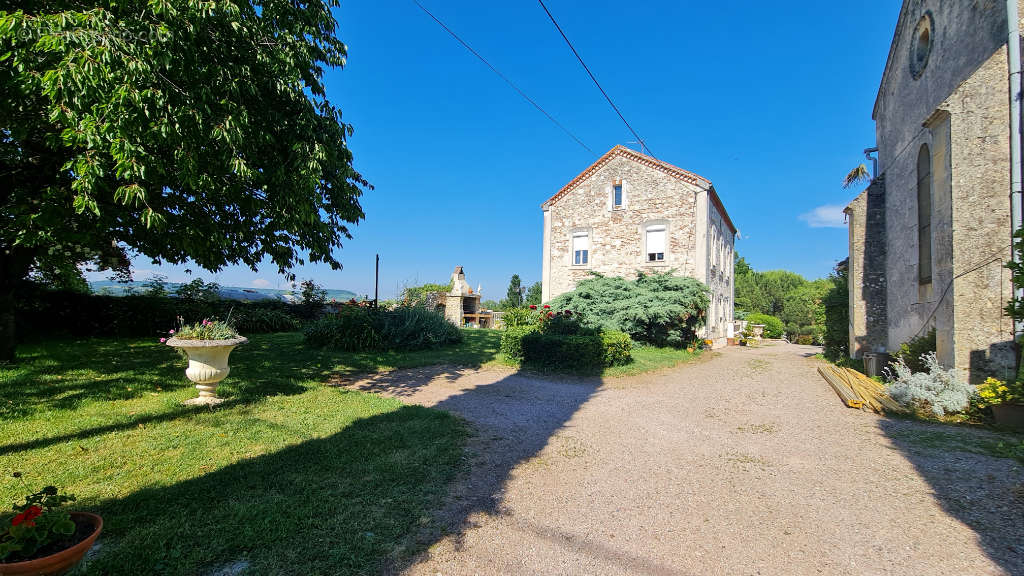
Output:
[
  {"left": 863, "top": 147, "right": 879, "bottom": 179},
  {"left": 1009, "top": 0, "right": 1023, "bottom": 336}
]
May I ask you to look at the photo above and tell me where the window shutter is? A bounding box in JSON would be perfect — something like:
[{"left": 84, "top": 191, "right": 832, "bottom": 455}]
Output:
[
  {"left": 646, "top": 226, "right": 666, "bottom": 253},
  {"left": 572, "top": 231, "right": 589, "bottom": 252}
]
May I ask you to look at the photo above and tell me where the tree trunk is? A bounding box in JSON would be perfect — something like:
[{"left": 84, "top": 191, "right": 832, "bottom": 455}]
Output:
[{"left": 0, "top": 249, "right": 34, "bottom": 363}]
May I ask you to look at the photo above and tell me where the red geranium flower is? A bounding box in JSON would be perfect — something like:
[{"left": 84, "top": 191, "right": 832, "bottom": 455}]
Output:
[
  {"left": 12, "top": 505, "right": 42, "bottom": 527},
  {"left": 543, "top": 305, "right": 550, "bottom": 309},
  {"left": 529, "top": 305, "right": 537, "bottom": 310}
]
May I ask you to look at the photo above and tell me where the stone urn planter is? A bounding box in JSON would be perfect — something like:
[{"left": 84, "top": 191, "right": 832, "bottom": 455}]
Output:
[
  {"left": 0, "top": 512, "right": 102, "bottom": 576},
  {"left": 749, "top": 324, "right": 766, "bottom": 339},
  {"left": 992, "top": 403, "right": 1024, "bottom": 430},
  {"left": 166, "top": 336, "right": 247, "bottom": 406}
]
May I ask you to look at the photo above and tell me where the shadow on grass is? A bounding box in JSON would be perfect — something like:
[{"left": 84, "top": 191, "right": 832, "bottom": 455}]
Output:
[
  {"left": 79, "top": 368, "right": 599, "bottom": 575},
  {"left": 878, "top": 418, "right": 1024, "bottom": 574}
]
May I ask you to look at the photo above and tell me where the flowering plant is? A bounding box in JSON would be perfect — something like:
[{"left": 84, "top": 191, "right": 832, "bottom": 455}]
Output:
[
  {"left": 0, "top": 473, "right": 77, "bottom": 562},
  {"left": 162, "top": 315, "right": 239, "bottom": 342},
  {"left": 975, "top": 377, "right": 1024, "bottom": 408}
]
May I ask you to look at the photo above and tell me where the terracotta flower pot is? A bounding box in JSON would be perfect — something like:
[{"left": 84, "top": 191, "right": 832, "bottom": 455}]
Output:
[
  {"left": 0, "top": 512, "right": 102, "bottom": 576},
  {"left": 992, "top": 403, "right": 1024, "bottom": 430},
  {"left": 166, "top": 337, "right": 247, "bottom": 406}
]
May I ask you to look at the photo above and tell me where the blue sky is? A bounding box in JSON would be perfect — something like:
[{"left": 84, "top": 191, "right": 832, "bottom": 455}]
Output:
[{"left": 91, "top": 1, "right": 902, "bottom": 299}]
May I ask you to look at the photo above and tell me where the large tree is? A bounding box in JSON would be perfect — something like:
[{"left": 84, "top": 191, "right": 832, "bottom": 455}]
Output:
[
  {"left": 0, "top": 1, "right": 367, "bottom": 360},
  {"left": 504, "top": 274, "right": 523, "bottom": 309}
]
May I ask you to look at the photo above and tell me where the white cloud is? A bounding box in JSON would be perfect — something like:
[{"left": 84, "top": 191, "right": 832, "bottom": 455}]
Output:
[
  {"left": 251, "top": 278, "right": 272, "bottom": 288},
  {"left": 799, "top": 204, "right": 848, "bottom": 228}
]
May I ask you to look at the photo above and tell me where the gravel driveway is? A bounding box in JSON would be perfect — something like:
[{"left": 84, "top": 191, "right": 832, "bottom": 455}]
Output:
[{"left": 346, "top": 342, "right": 1024, "bottom": 576}]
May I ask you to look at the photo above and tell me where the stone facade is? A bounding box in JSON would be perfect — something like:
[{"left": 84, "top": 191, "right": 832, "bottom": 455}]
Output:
[
  {"left": 541, "top": 146, "right": 736, "bottom": 341},
  {"left": 848, "top": 0, "right": 1018, "bottom": 382}
]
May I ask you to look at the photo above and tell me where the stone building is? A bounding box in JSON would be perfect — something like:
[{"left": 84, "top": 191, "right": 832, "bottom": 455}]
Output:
[
  {"left": 442, "top": 266, "right": 495, "bottom": 328},
  {"left": 846, "top": 0, "right": 1019, "bottom": 382},
  {"left": 541, "top": 145, "right": 736, "bottom": 342}
]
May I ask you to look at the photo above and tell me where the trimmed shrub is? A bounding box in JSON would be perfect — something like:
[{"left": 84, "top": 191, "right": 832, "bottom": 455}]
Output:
[
  {"left": 303, "top": 306, "right": 462, "bottom": 352},
  {"left": 822, "top": 268, "right": 849, "bottom": 360},
  {"left": 745, "top": 313, "right": 784, "bottom": 339},
  {"left": 538, "top": 311, "right": 587, "bottom": 335},
  {"left": 601, "top": 331, "right": 633, "bottom": 366},
  {"left": 886, "top": 352, "right": 976, "bottom": 417},
  {"left": 549, "top": 272, "right": 709, "bottom": 348},
  {"left": 232, "top": 308, "right": 300, "bottom": 333},
  {"left": 500, "top": 324, "right": 539, "bottom": 360},
  {"left": 521, "top": 332, "right": 604, "bottom": 371},
  {"left": 892, "top": 328, "right": 936, "bottom": 374}
]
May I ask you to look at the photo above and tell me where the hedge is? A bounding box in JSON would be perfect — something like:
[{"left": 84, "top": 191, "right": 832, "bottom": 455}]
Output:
[
  {"left": 14, "top": 288, "right": 302, "bottom": 340},
  {"left": 500, "top": 325, "right": 539, "bottom": 360},
  {"left": 520, "top": 331, "right": 633, "bottom": 371}
]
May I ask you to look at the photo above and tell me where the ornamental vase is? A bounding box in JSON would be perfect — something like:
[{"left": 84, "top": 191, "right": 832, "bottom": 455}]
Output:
[{"left": 166, "top": 337, "right": 247, "bottom": 406}]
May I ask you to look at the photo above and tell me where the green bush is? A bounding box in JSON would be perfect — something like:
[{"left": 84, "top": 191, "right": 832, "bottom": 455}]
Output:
[
  {"left": 232, "top": 308, "right": 300, "bottom": 333},
  {"left": 501, "top": 307, "right": 538, "bottom": 328},
  {"left": 538, "top": 311, "right": 587, "bottom": 335},
  {"left": 303, "top": 308, "right": 381, "bottom": 351},
  {"left": 601, "top": 331, "right": 633, "bottom": 366},
  {"left": 521, "top": 332, "right": 604, "bottom": 371},
  {"left": 303, "top": 306, "right": 461, "bottom": 352},
  {"left": 745, "top": 313, "right": 784, "bottom": 339},
  {"left": 549, "top": 272, "right": 709, "bottom": 348},
  {"left": 892, "top": 328, "right": 937, "bottom": 374},
  {"left": 500, "top": 325, "right": 539, "bottom": 360},
  {"left": 822, "top": 268, "right": 849, "bottom": 360}
]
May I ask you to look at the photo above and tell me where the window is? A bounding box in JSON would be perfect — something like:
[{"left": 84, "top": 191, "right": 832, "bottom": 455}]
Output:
[
  {"left": 917, "top": 144, "right": 932, "bottom": 284},
  {"left": 910, "top": 12, "right": 933, "bottom": 80},
  {"left": 572, "top": 231, "right": 589, "bottom": 265},
  {"left": 645, "top": 224, "right": 666, "bottom": 262},
  {"left": 613, "top": 182, "right": 623, "bottom": 209}
]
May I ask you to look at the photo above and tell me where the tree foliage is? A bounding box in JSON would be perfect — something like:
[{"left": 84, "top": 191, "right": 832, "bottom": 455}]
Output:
[
  {"left": 0, "top": 0, "right": 367, "bottom": 360},
  {"left": 734, "top": 252, "right": 833, "bottom": 343},
  {"left": 524, "top": 281, "right": 542, "bottom": 306},
  {"left": 503, "top": 274, "right": 523, "bottom": 309},
  {"left": 549, "top": 272, "right": 709, "bottom": 348}
]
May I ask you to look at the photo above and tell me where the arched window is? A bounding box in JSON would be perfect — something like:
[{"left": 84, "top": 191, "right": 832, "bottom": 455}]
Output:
[{"left": 917, "top": 144, "right": 932, "bottom": 284}]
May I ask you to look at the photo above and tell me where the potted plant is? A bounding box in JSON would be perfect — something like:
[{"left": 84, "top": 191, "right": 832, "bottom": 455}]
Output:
[
  {"left": 164, "top": 318, "right": 247, "bottom": 406},
  {"left": 0, "top": 474, "right": 101, "bottom": 576},
  {"left": 975, "top": 377, "right": 1024, "bottom": 429}
]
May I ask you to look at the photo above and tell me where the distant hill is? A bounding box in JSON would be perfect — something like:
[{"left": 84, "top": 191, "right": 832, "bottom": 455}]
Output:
[{"left": 88, "top": 281, "right": 360, "bottom": 303}]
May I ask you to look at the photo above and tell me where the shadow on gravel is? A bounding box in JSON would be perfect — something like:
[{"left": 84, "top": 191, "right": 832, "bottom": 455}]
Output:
[
  {"left": 878, "top": 418, "right": 1024, "bottom": 575},
  {"left": 382, "top": 369, "right": 602, "bottom": 574}
]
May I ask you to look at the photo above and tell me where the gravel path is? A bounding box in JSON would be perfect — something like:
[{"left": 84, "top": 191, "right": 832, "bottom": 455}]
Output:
[{"left": 346, "top": 343, "right": 1024, "bottom": 575}]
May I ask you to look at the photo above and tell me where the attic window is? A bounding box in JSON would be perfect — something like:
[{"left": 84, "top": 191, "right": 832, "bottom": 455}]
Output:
[
  {"left": 910, "top": 12, "right": 933, "bottom": 80},
  {"left": 613, "top": 182, "right": 623, "bottom": 209}
]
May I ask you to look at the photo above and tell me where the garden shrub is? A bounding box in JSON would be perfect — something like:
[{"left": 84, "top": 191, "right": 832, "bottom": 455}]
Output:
[
  {"left": 744, "top": 313, "right": 784, "bottom": 339},
  {"left": 885, "top": 352, "right": 976, "bottom": 417},
  {"left": 232, "top": 308, "right": 300, "bottom": 334},
  {"left": 302, "top": 306, "right": 462, "bottom": 352},
  {"left": 521, "top": 332, "right": 604, "bottom": 371},
  {"left": 303, "top": 308, "right": 381, "bottom": 351},
  {"left": 601, "top": 331, "right": 633, "bottom": 366},
  {"left": 501, "top": 307, "right": 538, "bottom": 328},
  {"left": 549, "top": 272, "right": 708, "bottom": 347},
  {"left": 538, "top": 310, "right": 588, "bottom": 335},
  {"left": 892, "top": 328, "right": 936, "bottom": 374},
  {"left": 500, "top": 324, "right": 539, "bottom": 360}
]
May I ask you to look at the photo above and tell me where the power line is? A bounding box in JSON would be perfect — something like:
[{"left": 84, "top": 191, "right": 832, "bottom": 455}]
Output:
[
  {"left": 537, "top": 0, "right": 653, "bottom": 158},
  {"left": 412, "top": 1, "right": 596, "bottom": 157}
]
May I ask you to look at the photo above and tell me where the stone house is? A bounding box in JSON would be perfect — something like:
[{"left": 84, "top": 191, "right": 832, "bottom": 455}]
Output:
[
  {"left": 846, "top": 0, "right": 1020, "bottom": 382},
  {"left": 541, "top": 145, "right": 736, "bottom": 343}
]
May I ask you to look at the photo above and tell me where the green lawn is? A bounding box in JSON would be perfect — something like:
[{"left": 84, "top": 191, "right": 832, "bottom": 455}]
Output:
[
  {"left": 0, "top": 332, "right": 484, "bottom": 575},
  {"left": 0, "top": 328, "right": 700, "bottom": 573}
]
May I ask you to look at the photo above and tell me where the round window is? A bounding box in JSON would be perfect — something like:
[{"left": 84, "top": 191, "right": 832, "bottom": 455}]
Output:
[{"left": 910, "top": 11, "right": 934, "bottom": 80}]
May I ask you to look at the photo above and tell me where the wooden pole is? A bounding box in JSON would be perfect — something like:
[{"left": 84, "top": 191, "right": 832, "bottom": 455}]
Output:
[{"left": 374, "top": 254, "right": 379, "bottom": 308}]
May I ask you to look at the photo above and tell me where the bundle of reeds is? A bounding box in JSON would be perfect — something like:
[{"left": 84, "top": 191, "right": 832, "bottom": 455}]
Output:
[{"left": 819, "top": 365, "right": 905, "bottom": 414}]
